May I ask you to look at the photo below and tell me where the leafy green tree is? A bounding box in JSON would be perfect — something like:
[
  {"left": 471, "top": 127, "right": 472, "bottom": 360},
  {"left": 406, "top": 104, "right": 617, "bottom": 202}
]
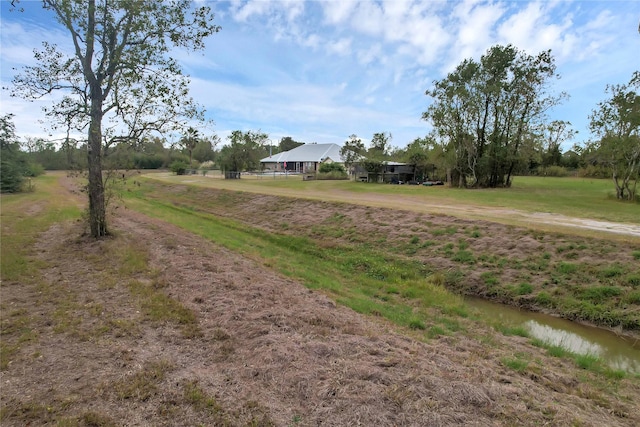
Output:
[
  {"left": 178, "top": 127, "right": 200, "bottom": 167},
  {"left": 368, "top": 132, "right": 392, "bottom": 160},
  {"left": 540, "top": 120, "right": 576, "bottom": 167},
  {"left": 279, "top": 136, "right": 304, "bottom": 152},
  {"left": 423, "top": 45, "right": 564, "bottom": 188},
  {"left": 588, "top": 72, "right": 640, "bottom": 200},
  {"left": 218, "top": 130, "right": 269, "bottom": 171},
  {"left": 0, "top": 114, "right": 45, "bottom": 192},
  {"left": 11, "top": 0, "right": 220, "bottom": 237},
  {"left": 403, "top": 136, "right": 437, "bottom": 180},
  {"left": 340, "top": 134, "right": 365, "bottom": 174},
  {"left": 1, "top": 114, "right": 24, "bottom": 192},
  {"left": 192, "top": 135, "right": 220, "bottom": 164},
  {"left": 562, "top": 149, "right": 580, "bottom": 169}
]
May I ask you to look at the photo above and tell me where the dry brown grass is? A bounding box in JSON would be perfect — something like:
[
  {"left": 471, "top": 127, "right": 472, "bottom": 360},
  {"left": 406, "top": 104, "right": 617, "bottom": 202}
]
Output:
[{"left": 1, "top": 175, "right": 639, "bottom": 426}]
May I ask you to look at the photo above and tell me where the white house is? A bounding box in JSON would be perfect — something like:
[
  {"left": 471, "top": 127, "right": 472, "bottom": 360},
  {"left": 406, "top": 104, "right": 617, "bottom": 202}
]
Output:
[{"left": 260, "top": 143, "right": 348, "bottom": 173}]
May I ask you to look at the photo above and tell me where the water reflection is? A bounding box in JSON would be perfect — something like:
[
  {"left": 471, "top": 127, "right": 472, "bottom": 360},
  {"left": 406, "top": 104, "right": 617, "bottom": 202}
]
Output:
[
  {"left": 466, "top": 297, "right": 640, "bottom": 374},
  {"left": 526, "top": 321, "right": 603, "bottom": 356}
]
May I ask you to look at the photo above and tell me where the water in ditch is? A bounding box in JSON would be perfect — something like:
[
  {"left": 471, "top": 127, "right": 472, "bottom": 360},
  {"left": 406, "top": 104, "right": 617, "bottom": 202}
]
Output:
[{"left": 465, "top": 297, "right": 640, "bottom": 374}]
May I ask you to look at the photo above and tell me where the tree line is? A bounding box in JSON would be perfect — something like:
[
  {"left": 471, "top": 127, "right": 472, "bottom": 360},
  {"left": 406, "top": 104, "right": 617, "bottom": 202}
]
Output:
[{"left": 2, "top": 1, "right": 637, "bottom": 239}]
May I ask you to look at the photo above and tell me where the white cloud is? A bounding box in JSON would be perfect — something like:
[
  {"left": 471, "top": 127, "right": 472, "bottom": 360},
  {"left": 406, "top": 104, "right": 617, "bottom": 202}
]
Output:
[
  {"left": 356, "top": 43, "right": 384, "bottom": 66},
  {"left": 446, "top": 0, "right": 506, "bottom": 69},
  {"left": 2, "top": 0, "right": 638, "bottom": 150},
  {"left": 230, "top": 0, "right": 271, "bottom": 22},
  {"left": 327, "top": 37, "right": 352, "bottom": 56},
  {"left": 321, "top": 1, "right": 357, "bottom": 25}
]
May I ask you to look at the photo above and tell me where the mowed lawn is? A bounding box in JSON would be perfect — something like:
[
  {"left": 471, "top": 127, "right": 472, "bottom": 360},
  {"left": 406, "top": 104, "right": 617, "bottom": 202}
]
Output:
[{"left": 147, "top": 172, "right": 640, "bottom": 226}]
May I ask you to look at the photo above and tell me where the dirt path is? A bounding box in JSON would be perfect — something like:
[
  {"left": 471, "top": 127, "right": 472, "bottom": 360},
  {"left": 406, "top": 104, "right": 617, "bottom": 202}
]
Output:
[{"left": 2, "top": 175, "right": 639, "bottom": 426}]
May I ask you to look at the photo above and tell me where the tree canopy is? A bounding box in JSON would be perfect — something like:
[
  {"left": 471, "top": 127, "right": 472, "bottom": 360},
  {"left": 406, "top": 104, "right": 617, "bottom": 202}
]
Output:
[
  {"left": 587, "top": 71, "right": 640, "bottom": 200},
  {"left": 423, "top": 44, "right": 564, "bottom": 188},
  {"left": 340, "top": 134, "right": 365, "bottom": 172},
  {"left": 11, "top": 0, "right": 220, "bottom": 237},
  {"left": 218, "top": 130, "right": 269, "bottom": 172},
  {"left": 0, "top": 114, "right": 44, "bottom": 192}
]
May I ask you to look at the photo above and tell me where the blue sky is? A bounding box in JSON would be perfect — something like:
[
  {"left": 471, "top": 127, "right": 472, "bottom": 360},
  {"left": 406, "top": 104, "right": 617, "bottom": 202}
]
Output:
[{"left": 1, "top": 0, "right": 639, "bottom": 150}]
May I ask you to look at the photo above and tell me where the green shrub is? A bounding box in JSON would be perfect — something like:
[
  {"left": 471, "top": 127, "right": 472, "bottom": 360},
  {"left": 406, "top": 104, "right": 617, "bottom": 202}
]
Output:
[
  {"left": 24, "top": 162, "right": 45, "bottom": 177},
  {"left": 133, "top": 153, "right": 165, "bottom": 169},
  {"left": 170, "top": 160, "right": 189, "bottom": 175},
  {"left": 631, "top": 251, "right": 640, "bottom": 261},
  {"left": 319, "top": 163, "right": 345, "bottom": 173},
  {"left": 576, "top": 165, "right": 609, "bottom": 179},
  {"left": 537, "top": 165, "right": 570, "bottom": 177},
  {"left": 0, "top": 156, "right": 25, "bottom": 193},
  {"left": 317, "top": 171, "right": 348, "bottom": 180},
  {"left": 0, "top": 144, "right": 43, "bottom": 193}
]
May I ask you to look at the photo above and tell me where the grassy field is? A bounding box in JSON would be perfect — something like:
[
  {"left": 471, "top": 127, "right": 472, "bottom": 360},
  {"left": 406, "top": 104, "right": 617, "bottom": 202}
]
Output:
[
  {"left": 123, "top": 178, "right": 640, "bottom": 333},
  {"left": 149, "top": 173, "right": 640, "bottom": 225},
  {"left": 0, "top": 174, "right": 82, "bottom": 283},
  {"left": 2, "top": 173, "right": 639, "bottom": 426}
]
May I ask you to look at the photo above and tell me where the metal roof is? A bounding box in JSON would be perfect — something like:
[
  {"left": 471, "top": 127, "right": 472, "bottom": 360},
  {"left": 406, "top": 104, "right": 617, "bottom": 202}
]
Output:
[{"left": 260, "top": 143, "right": 347, "bottom": 163}]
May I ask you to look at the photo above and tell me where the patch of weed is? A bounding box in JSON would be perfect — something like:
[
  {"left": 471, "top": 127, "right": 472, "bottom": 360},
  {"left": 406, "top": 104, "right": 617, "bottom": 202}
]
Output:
[
  {"left": 624, "top": 291, "right": 640, "bottom": 304},
  {"left": 420, "top": 240, "right": 436, "bottom": 248},
  {"left": 627, "top": 274, "right": 640, "bottom": 288},
  {"left": 574, "top": 353, "right": 599, "bottom": 370},
  {"left": 557, "top": 262, "right": 578, "bottom": 275},
  {"left": 516, "top": 282, "right": 534, "bottom": 295},
  {"left": 480, "top": 272, "right": 499, "bottom": 286},
  {"left": 580, "top": 286, "right": 621, "bottom": 302},
  {"left": 113, "top": 360, "right": 173, "bottom": 401},
  {"left": 427, "top": 325, "right": 446, "bottom": 338},
  {"left": 440, "top": 242, "right": 454, "bottom": 256},
  {"left": 601, "top": 264, "right": 624, "bottom": 278},
  {"left": 452, "top": 250, "right": 474, "bottom": 264},
  {"left": 408, "top": 319, "right": 426, "bottom": 330},
  {"left": 444, "top": 269, "right": 465, "bottom": 287},
  {"left": 497, "top": 325, "right": 529, "bottom": 337},
  {"left": 458, "top": 239, "right": 469, "bottom": 250},
  {"left": 535, "top": 291, "right": 554, "bottom": 307},
  {"left": 547, "top": 345, "right": 568, "bottom": 358},
  {"left": 128, "top": 280, "right": 202, "bottom": 337},
  {"left": 502, "top": 356, "right": 528, "bottom": 372},
  {"left": 183, "top": 380, "right": 223, "bottom": 414},
  {"left": 80, "top": 412, "right": 117, "bottom": 427}
]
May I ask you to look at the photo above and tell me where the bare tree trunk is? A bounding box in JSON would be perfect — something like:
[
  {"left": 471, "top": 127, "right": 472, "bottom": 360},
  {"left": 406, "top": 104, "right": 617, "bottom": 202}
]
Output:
[{"left": 87, "top": 95, "right": 108, "bottom": 237}]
